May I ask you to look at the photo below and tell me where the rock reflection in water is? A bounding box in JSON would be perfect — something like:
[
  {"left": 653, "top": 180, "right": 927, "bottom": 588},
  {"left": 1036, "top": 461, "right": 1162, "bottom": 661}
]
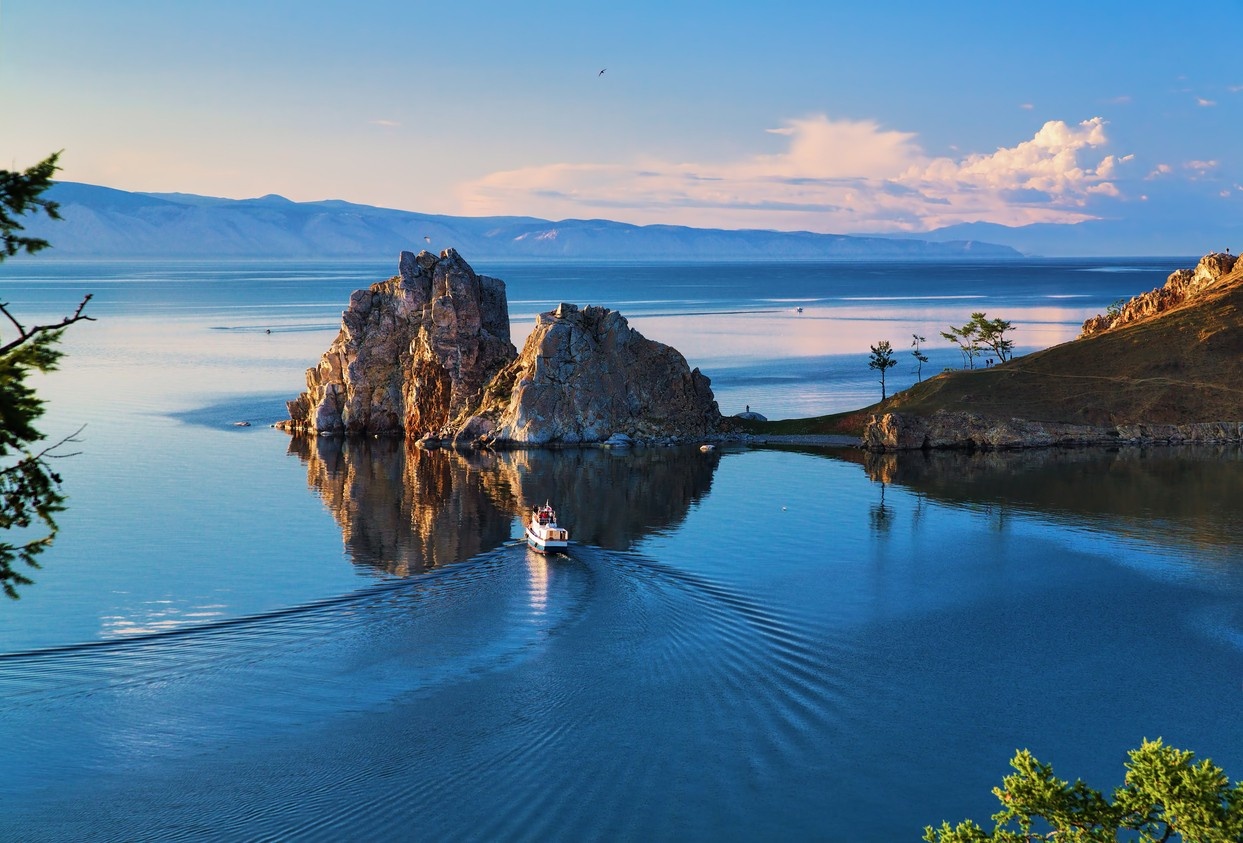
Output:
[
  {"left": 497, "top": 446, "right": 721, "bottom": 549},
  {"left": 287, "top": 436, "right": 722, "bottom": 573},
  {"left": 846, "top": 445, "right": 1243, "bottom": 552},
  {"left": 287, "top": 436, "right": 514, "bottom": 575}
]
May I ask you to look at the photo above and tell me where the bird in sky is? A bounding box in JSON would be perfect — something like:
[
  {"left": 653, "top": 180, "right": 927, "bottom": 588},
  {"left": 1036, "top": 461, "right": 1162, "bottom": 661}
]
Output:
[
  {"left": 424, "top": 235, "right": 431, "bottom": 243},
  {"left": 598, "top": 68, "right": 606, "bottom": 76}
]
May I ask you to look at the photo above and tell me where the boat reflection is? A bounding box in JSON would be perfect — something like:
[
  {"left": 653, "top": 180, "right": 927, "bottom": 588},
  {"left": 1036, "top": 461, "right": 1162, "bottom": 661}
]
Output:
[
  {"left": 525, "top": 552, "right": 548, "bottom": 614},
  {"left": 286, "top": 437, "right": 722, "bottom": 574}
]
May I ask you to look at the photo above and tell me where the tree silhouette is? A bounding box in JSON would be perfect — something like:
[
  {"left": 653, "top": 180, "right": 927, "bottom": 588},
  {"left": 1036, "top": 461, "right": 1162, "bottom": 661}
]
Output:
[
  {"left": 911, "top": 333, "right": 929, "bottom": 382},
  {"left": 1, "top": 152, "right": 93, "bottom": 598},
  {"left": 868, "top": 340, "right": 898, "bottom": 401}
]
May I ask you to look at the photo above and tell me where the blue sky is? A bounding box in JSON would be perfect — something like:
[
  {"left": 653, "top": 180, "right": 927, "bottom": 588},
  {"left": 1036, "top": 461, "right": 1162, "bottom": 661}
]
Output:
[{"left": 3, "top": 1, "right": 1240, "bottom": 236}]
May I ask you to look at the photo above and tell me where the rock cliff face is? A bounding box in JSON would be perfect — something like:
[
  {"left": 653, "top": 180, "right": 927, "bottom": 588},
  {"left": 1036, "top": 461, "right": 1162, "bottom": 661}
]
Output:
[
  {"left": 863, "top": 410, "right": 1243, "bottom": 452},
  {"left": 1080, "top": 252, "right": 1238, "bottom": 337},
  {"left": 281, "top": 254, "right": 721, "bottom": 446},
  {"left": 455, "top": 302, "right": 722, "bottom": 445},
  {"left": 280, "top": 249, "right": 516, "bottom": 435}
]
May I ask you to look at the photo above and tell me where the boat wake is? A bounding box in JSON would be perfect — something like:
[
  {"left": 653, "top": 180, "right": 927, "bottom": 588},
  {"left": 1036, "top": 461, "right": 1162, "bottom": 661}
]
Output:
[{"left": 0, "top": 542, "right": 862, "bottom": 841}]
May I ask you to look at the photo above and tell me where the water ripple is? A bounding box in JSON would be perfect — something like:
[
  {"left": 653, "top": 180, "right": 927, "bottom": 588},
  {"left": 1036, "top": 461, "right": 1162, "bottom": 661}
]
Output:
[{"left": 2, "top": 543, "right": 859, "bottom": 842}]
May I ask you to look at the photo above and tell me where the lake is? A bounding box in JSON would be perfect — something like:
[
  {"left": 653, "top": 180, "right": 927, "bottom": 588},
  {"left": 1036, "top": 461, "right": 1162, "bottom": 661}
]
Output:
[{"left": 2, "top": 256, "right": 1240, "bottom": 841}]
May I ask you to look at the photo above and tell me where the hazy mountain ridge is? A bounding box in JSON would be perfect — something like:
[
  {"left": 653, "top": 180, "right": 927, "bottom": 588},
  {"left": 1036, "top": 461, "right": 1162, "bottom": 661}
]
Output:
[
  {"left": 898, "top": 218, "right": 1243, "bottom": 258},
  {"left": 22, "top": 182, "right": 1021, "bottom": 260}
]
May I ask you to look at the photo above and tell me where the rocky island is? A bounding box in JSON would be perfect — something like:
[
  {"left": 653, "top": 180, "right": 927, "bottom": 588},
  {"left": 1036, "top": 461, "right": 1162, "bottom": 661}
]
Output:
[
  {"left": 279, "top": 249, "right": 722, "bottom": 447},
  {"left": 863, "top": 252, "right": 1243, "bottom": 451}
]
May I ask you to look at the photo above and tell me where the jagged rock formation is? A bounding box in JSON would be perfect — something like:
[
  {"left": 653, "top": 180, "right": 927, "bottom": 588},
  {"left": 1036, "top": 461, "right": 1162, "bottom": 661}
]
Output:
[
  {"left": 281, "top": 253, "right": 722, "bottom": 446},
  {"left": 863, "top": 410, "right": 1243, "bottom": 452},
  {"left": 455, "top": 302, "right": 722, "bottom": 446},
  {"left": 1080, "top": 252, "right": 1238, "bottom": 337},
  {"left": 280, "top": 249, "right": 515, "bottom": 435}
]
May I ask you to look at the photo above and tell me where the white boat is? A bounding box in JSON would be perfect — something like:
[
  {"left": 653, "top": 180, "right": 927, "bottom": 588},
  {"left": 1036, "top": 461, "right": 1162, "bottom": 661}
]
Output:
[{"left": 525, "top": 502, "right": 569, "bottom": 554}]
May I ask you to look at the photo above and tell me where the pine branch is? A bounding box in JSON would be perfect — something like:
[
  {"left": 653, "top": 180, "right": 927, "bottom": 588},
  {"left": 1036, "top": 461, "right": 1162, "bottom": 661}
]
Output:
[{"left": 0, "top": 294, "right": 94, "bottom": 356}]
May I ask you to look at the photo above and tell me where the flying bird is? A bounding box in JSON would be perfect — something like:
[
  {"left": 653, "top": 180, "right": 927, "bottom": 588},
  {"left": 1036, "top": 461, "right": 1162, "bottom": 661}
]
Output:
[
  {"left": 598, "top": 68, "right": 606, "bottom": 76},
  {"left": 424, "top": 235, "right": 431, "bottom": 243}
]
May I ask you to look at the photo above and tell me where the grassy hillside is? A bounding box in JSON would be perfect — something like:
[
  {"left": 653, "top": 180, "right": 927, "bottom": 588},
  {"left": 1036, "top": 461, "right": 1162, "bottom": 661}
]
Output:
[
  {"left": 880, "top": 259, "right": 1243, "bottom": 426},
  {"left": 739, "top": 256, "right": 1243, "bottom": 438}
]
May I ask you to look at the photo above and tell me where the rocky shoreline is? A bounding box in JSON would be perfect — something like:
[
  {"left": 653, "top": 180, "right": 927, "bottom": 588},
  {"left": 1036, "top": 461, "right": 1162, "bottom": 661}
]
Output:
[
  {"left": 278, "top": 250, "right": 1243, "bottom": 454},
  {"left": 862, "top": 410, "right": 1243, "bottom": 452}
]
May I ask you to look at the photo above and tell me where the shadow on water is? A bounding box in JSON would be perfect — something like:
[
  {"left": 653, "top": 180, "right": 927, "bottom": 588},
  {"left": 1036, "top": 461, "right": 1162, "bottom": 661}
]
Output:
[
  {"left": 831, "top": 445, "right": 1243, "bottom": 553},
  {"left": 287, "top": 436, "right": 722, "bottom": 573}
]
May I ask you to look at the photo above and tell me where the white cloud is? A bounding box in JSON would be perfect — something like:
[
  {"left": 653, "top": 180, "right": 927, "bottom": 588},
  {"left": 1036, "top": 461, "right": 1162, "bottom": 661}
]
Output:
[
  {"left": 741, "top": 116, "right": 922, "bottom": 180},
  {"left": 456, "top": 115, "right": 1128, "bottom": 232},
  {"left": 1019, "top": 103, "right": 1034, "bottom": 110},
  {"left": 370, "top": 119, "right": 400, "bottom": 127},
  {"left": 1196, "top": 97, "right": 1217, "bottom": 107},
  {"left": 1185, "top": 160, "right": 1219, "bottom": 181},
  {"left": 1146, "top": 163, "right": 1173, "bottom": 179}
]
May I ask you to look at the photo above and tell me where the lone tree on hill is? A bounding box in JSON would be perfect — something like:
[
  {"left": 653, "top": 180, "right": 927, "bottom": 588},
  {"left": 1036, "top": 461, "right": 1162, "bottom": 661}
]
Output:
[
  {"left": 941, "top": 323, "right": 980, "bottom": 369},
  {"left": 1, "top": 152, "right": 94, "bottom": 598},
  {"left": 968, "top": 312, "right": 1015, "bottom": 363},
  {"left": 925, "top": 738, "right": 1243, "bottom": 843},
  {"left": 868, "top": 340, "right": 898, "bottom": 401},
  {"left": 941, "top": 313, "right": 1015, "bottom": 368},
  {"left": 911, "top": 334, "right": 929, "bottom": 382}
]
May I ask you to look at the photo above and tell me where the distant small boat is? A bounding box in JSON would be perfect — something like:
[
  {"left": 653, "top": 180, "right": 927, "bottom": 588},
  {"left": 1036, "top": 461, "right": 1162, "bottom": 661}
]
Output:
[{"left": 525, "top": 502, "right": 569, "bottom": 554}]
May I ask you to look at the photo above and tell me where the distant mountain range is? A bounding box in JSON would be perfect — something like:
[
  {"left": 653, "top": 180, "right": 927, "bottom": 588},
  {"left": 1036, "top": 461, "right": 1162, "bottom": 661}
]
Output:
[
  {"left": 877, "top": 219, "right": 1236, "bottom": 260},
  {"left": 19, "top": 182, "right": 1022, "bottom": 260},
  {"left": 23, "top": 182, "right": 1228, "bottom": 259}
]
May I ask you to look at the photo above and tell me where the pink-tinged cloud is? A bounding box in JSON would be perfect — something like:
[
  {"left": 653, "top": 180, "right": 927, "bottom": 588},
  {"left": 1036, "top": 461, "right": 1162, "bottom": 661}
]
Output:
[
  {"left": 1197, "top": 97, "right": 1217, "bottom": 107},
  {"left": 456, "top": 115, "right": 1128, "bottom": 232},
  {"left": 1184, "top": 160, "right": 1219, "bottom": 181}
]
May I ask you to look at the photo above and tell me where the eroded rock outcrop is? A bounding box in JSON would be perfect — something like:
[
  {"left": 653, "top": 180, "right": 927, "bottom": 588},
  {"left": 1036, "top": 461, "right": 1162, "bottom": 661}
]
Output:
[
  {"left": 456, "top": 302, "right": 722, "bottom": 445},
  {"left": 281, "top": 254, "right": 722, "bottom": 446},
  {"left": 280, "top": 249, "right": 516, "bottom": 435},
  {"left": 1080, "top": 252, "right": 1239, "bottom": 337},
  {"left": 863, "top": 410, "right": 1243, "bottom": 452}
]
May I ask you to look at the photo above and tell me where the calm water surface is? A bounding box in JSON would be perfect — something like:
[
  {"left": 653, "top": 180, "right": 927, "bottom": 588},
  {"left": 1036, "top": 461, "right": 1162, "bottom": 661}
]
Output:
[{"left": 1, "top": 257, "right": 1239, "bottom": 841}]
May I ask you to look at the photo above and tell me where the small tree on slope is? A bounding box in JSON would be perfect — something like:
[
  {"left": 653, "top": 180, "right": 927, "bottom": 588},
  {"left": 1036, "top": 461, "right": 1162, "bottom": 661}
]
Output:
[
  {"left": 911, "top": 333, "right": 929, "bottom": 382},
  {"left": 868, "top": 340, "right": 898, "bottom": 402}
]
